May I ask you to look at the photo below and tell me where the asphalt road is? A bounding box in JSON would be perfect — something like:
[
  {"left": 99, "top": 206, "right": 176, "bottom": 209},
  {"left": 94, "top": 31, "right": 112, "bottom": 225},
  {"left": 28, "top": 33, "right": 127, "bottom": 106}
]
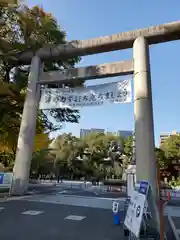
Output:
[{"left": 0, "top": 200, "right": 125, "bottom": 240}]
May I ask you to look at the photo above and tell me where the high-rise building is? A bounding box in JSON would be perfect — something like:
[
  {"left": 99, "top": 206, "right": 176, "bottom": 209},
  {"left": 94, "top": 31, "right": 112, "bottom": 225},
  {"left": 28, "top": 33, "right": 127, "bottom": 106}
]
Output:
[
  {"left": 117, "top": 130, "right": 133, "bottom": 138},
  {"left": 107, "top": 131, "right": 117, "bottom": 136},
  {"left": 159, "top": 130, "right": 179, "bottom": 145},
  {"left": 80, "top": 129, "right": 91, "bottom": 138},
  {"left": 80, "top": 128, "right": 105, "bottom": 138},
  {"left": 91, "top": 128, "right": 105, "bottom": 134},
  {"left": 80, "top": 128, "right": 133, "bottom": 138}
]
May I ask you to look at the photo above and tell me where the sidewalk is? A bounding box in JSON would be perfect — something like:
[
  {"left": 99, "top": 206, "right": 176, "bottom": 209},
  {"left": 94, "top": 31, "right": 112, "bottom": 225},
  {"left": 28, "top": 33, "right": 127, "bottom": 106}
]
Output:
[
  {"left": 165, "top": 205, "right": 180, "bottom": 239},
  {"left": 168, "top": 199, "right": 180, "bottom": 206},
  {"left": 22, "top": 193, "right": 126, "bottom": 210}
]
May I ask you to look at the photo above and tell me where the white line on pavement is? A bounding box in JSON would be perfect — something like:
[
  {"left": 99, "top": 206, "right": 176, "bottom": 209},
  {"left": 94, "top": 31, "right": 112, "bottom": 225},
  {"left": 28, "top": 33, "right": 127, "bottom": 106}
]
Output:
[
  {"left": 21, "top": 210, "right": 44, "bottom": 215},
  {"left": 64, "top": 215, "right": 86, "bottom": 221}
]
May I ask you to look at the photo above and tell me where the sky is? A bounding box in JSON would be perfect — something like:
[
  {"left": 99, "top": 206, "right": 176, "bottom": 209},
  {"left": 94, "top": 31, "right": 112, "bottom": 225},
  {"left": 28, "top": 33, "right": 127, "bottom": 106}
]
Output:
[{"left": 26, "top": 0, "right": 180, "bottom": 145}]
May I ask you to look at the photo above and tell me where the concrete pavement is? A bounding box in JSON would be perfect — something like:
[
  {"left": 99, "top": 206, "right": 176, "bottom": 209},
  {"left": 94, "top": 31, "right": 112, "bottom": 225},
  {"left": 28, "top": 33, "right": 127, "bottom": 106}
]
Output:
[
  {"left": 0, "top": 200, "right": 125, "bottom": 240},
  {"left": 0, "top": 185, "right": 178, "bottom": 239},
  {"left": 22, "top": 193, "right": 126, "bottom": 210}
]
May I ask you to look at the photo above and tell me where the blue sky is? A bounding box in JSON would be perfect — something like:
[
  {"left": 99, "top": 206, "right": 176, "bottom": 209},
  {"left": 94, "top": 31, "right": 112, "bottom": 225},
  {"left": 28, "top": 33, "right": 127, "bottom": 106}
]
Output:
[{"left": 27, "top": 0, "right": 180, "bottom": 145}]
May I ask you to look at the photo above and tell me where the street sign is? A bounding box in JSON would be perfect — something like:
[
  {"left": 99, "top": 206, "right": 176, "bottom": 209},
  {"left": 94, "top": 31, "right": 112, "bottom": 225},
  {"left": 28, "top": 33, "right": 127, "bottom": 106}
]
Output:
[
  {"left": 0, "top": 173, "right": 4, "bottom": 184},
  {"left": 112, "top": 201, "right": 119, "bottom": 214},
  {"left": 124, "top": 190, "right": 146, "bottom": 238},
  {"left": 139, "top": 180, "right": 149, "bottom": 196},
  {"left": 0, "top": 172, "right": 13, "bottom": 186}
]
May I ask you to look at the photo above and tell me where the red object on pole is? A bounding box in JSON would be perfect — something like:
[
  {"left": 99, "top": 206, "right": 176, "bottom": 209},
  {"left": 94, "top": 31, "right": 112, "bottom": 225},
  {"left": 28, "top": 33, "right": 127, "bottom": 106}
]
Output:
[
  {"left": 157, "top": 163, "right": 165, "bottom": 240},
  {"left": 167, "top": 191, "right": 171, "bottom": 201}
]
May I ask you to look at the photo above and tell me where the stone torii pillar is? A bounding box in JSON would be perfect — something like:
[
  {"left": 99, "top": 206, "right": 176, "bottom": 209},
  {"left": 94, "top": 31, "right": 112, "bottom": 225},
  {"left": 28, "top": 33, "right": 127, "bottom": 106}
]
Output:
[
  {"left": 10, "top": 56, "right": 42, "bottom": 195},
  {"left": 133, "top": 36, "right": 160, "bottom": 231},
  {"left": 133, "top": 36, "right": 157, "bottom": 196}
]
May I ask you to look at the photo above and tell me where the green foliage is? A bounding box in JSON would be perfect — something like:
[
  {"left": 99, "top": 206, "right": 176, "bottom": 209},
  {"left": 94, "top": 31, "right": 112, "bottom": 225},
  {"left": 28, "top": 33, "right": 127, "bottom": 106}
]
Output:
[
  {"left": 0, "top": 4, "right": 81, "bottom": 152},
  {"left": 161, "top": 134, "right": 180, "bottom": 160},
  {"left": 0, "top": 4, "right": 83, "bottom": 167},
  {"left": 30, "top": 148, "right": 53, "bottom": 179},
  {"left": 155, "top": 147, "right": 168, "bottom": 168},
  {"left": 50, "top": 132, "right": 127, "bottom": 181},
  {"left": 124, "top": 136, "right": 132, "bottom": 157}
]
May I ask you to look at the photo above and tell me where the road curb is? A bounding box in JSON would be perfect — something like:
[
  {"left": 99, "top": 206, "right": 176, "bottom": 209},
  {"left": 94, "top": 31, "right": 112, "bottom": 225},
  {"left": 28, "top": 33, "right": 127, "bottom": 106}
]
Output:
[
  {"left": 0, "top": 195, "right": 9, "bottom": 202},
  {"left": 61, "top": 194, "right": 126, "bottom": 201}
]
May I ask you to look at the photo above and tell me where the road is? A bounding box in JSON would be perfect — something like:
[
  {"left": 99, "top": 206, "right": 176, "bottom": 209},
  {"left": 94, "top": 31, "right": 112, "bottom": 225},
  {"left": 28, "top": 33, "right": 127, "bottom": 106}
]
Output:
[
  {"left": 0, "top": 183, "right": 178, "bottom": 239},
  {"left": 0, "top": 198, "right": 125, "bottom": 240},
  {"left": 0, "top": 183, "right": 127, "bottom": 239}
]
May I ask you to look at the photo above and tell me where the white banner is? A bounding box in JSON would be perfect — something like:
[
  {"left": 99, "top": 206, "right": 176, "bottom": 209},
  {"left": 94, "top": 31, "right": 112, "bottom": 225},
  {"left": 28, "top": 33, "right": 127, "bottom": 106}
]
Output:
[
  {"left": 39, "top": 79, "right": 132, "bottom": 109},
  {"left": 124, "top": 190, "right": 146, "bottom": 237}
]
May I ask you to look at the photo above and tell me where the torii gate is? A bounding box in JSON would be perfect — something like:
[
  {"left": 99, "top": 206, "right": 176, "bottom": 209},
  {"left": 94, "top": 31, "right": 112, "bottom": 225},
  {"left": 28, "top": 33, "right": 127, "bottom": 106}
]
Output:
[{"left": 11, "top": 21, "right": 180, "bottom": 200}]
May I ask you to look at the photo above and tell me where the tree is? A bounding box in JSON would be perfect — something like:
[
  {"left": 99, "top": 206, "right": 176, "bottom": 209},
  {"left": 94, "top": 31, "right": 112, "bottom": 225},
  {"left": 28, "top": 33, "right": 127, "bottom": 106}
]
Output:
[
  {"left": 0, "top": 4, "right": 82, "bottom": 150},
  {"left": 49, "top": 133, "right": 84, "bottom": 180},
  {"left": 160, "top": 134, "right": 180, "bottom": 179},
  {"left": 124, "top": 136, "right": 132, "bottom": 158},
  {"left": 34, "top": 133, "right": 50, "bottom": 152},
  {"left": 47, "top": 132, "right": 132, "bottom": 181},
  {"left": 161, "top": 134, "right": 180, "bottom": 160},
  {"left": 29, "top": 133, "right": 52, "bottom": 178},
  {"left": 30, "top": 148, "right": 54, "bottom": 179},
  {"left": 77, "top": 133, "right": 125, "bottom": 180},
  {"left": 155, "top": 147, "right": 168, "bottom": 169}
]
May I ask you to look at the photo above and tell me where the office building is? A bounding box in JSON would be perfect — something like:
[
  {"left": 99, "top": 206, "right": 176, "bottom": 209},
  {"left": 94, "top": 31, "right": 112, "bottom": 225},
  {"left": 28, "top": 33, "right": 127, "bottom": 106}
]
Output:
[
  {"left": 117, "top": 130, "right": 133, "bottom": 138},
  {"left": 91, "top": 128, "right": 105, "bottom": 134},
  {"left": 80, "top": 128, "right": 105, "bottom": 138},
  {"left": 80, "top": 128, "right": 133, "bottom": 138},
  {"left": 80, "top": 129, "right": 91, "bottom": 138},
  {"left": 107, "top": 131, "right": 117, "bottom": 136},
  {"left": 159, "top": 130, "right": 180, "bottom": 145}
]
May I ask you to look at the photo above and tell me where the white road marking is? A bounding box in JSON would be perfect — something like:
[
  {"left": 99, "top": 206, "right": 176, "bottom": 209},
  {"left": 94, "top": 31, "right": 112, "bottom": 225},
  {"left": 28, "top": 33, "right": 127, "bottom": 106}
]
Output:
[
  {"left": 5, "top": 196, "right": 27, "bottom": 201},
  {"left": 65, "top": 215, "right": 86, "bottom": 221},
  {"left": 0, "top": 207, "right": 4, "bottom": 211},
  {"left": 21, "top": 210, "right": 44, "bottom": 215},
  {"left": 58, "top": 190, "right": 68, "bottom": 194}
]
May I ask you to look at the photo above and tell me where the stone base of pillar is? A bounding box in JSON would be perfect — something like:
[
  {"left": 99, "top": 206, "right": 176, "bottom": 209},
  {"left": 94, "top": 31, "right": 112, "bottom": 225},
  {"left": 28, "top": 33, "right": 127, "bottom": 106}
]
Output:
[
  {"left": 10, "top": 178, "right": 29, "bottom": 196},
  {"left": 123, "top": 164, "right": 136, "bottom": 197}
]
